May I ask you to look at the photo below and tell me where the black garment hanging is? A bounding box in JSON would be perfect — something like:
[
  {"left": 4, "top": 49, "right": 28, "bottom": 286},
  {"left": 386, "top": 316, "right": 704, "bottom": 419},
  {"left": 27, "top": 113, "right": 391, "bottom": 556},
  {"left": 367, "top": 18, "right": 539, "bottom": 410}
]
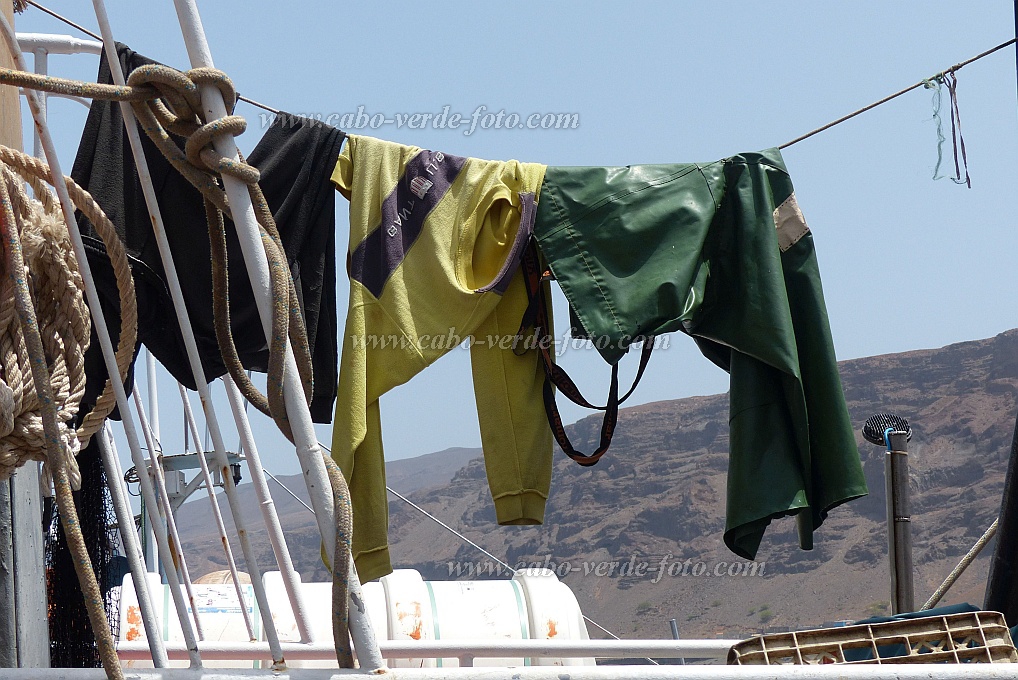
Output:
[{"left": 71, "top": 43, "right": 345, "bottom": 423}]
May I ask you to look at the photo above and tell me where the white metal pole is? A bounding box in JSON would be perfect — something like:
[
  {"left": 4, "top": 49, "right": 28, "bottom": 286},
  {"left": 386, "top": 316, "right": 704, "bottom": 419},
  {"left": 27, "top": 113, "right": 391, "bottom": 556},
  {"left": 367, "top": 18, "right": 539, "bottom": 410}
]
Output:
[
  {"left": 117, "top": 639, "right": 740, "bottom": 662},
  {"left": 0, "top": 11, "right": 203, "bottom": 668},
  {"left": 143, "top": 352, "right": 158, "bottom": 571},
  {"left": 178, "top": 384, "right": 256, "bottom": 642},
  {"left": 30, "top": 47, "right": 44, "bottom": 160},
  {"left": 97, "top": 426, "right": 168, "bottom": 667},
  {"left": 146, "top": 351, "right": 160, "bottom": 440},
  {"left": 15, "top": 33, "right": 102, "bottom": 56},
  {"left": 131, "top": 387, "right": 205, "bottom": 641},
  {"left": 169, "top": 2, "right": 384, "bottom": 669},
  {"left": 89, "top": 0, "right": 287, "bottom": 666},
  {"left": 222, "top": 375, "right": 314, "bottom": 643},
  {"left": 169, "top": 0, "right": 337, "bottom": 555}
]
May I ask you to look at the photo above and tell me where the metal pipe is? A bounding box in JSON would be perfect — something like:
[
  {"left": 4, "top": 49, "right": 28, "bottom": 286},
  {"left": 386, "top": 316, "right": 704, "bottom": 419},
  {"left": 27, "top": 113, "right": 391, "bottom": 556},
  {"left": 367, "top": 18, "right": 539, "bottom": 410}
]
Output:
[
  {"left": 887, "top": 431, "right": 914, "bottom": 613},
  {"left": 35, "top": 92, "right": 90, "bottom": 108},
  {"left": 169, "top": 0, "right": 336, "bottom": 569},
  {"left": 169, "top": 0, "right": 384, "bottom": 670},
  {"left": 0, "top": 10, "right": 203, "bottom": 667},
  {"left": 89, "top": 0, "right": 285, "bottom": 665},
  {"left": 142, "top": 352, "right": 158, "bottom": 573},
  {"left": 97, "top": 426, "right": 168, "bottom": 667},
  {"left": 178, "top": 384, "right": 256, "bottom": 641},
  {"left": 222, "top": 376, "right": 314, "bottom": 643},
  {"left": 15, "top": 32, "right": 102, "bottom": 54},
  {"left": 117, "top": 639, "right": 740, "bottom": 661},
  {"left": 30, "top": 47, "right": 45, "bottom": 160},
  {"left": 146, "top": 351, "right": 159, "bottom": 440},
  {"left": 132, "top": 386, "right": 205, "bottom": 640},
  {"left": 883, "top": 446, "right": 896, "bottom": 612},
  {"left": 17, "top": 88, "right": 90, "bottom": 108},
  {"left": 669, "top": 619, "right": 685, "bottom": 665}
]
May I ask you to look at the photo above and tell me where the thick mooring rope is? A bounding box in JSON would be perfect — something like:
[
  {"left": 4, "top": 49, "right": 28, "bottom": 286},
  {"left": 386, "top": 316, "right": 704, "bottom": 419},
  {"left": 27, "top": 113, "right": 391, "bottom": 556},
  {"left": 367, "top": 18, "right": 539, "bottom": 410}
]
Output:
[
  {"left": 0, "top": 60, "right": 355, "bottom": 668},
  {"left": 0, "top": 166, "right": 88, "bottom": 486},
  {"left": 0, "top": 146, "right": 138, "bottom": 457},
  {"left": 323, "top": 453, "right": 355, "bottom": 668},
  {"left": 0, "top": 147, "right": 138, "bottom": 489}
]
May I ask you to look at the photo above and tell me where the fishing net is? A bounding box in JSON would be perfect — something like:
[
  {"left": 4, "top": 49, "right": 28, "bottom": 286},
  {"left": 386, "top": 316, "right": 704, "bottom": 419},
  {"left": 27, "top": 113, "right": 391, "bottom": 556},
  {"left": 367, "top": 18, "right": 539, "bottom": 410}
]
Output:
[{"left": 46, "top": 439, "right": 122, "bottom": 668}]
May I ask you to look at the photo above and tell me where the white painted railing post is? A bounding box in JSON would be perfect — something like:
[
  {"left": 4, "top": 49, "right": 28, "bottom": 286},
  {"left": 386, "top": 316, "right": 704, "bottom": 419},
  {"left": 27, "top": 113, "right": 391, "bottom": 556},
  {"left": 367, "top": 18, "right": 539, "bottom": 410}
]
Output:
[
  {"left": 97, "top": 427, "right": 169, "bottom": 667},
  {"left": 168, "top": 0, "right": 385, "bottom": 670},
  {"left": 222, "top": 376, "right": 315, "bottom": 643},
  {"left": 88, "top": 0, "right": 291, "bottom": 667}
]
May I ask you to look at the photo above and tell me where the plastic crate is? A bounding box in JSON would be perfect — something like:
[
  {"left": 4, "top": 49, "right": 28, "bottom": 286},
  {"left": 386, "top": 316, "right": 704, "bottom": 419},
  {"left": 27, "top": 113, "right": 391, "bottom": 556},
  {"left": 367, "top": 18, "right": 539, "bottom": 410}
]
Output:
[{"left": 728, "top": 611, "right": 1017, "bottom": 665}]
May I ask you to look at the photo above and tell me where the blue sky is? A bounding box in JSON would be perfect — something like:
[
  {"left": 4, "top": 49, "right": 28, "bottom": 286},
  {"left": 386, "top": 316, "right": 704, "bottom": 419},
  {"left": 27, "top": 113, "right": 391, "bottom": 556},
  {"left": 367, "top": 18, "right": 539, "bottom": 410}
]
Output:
[{"left": 12, "top": 1, "right": 1018, "bottom": 479}]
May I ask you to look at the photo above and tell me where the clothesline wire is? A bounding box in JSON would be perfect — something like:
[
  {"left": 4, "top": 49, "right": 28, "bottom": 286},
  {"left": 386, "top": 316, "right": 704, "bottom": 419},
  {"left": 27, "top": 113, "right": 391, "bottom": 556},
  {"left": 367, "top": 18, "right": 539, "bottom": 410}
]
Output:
[
  {"left": 383, "top": 485, "right": 656, "bottom": 658},
  {"left": 779, "top": 37, "right": 1017, "bottom": 149},
  {"left": 263, "top": 467, "right": 315, "bottom": 514},
  {"left": 237, "top": 93, "right": 279, "bottom": 115},
  {"left": 315, "top": 444, "right": 653, "bottom": 656},
  {"left": 24, "top": 1, "right": 280, "bottom": 115},
  {"left": 385, "top": 485, "right": 515, "bottom": 574},
  {"left": 23, "top": 0, "right": 1017, "bottom": 152},
  {"left": 24, "top": 0, "right": 101, "bottom": 41},
  {"left": 385, "top": 481, "right": 656, "bottom": 658}
]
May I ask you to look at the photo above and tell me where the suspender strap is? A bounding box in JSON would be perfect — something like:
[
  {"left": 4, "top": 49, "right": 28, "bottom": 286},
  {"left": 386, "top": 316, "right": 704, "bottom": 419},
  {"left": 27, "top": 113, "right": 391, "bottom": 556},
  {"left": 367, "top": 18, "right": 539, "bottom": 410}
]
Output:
[{"left": 514, "top": 238, "right": 653, "bottom": 466}]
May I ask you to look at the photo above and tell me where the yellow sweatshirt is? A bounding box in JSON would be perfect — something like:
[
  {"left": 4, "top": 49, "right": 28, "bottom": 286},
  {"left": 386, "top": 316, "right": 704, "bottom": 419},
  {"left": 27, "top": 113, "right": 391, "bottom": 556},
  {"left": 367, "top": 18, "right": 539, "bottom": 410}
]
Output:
[{"left": 331, "top": 135, "right": 552, "bottom": 582}]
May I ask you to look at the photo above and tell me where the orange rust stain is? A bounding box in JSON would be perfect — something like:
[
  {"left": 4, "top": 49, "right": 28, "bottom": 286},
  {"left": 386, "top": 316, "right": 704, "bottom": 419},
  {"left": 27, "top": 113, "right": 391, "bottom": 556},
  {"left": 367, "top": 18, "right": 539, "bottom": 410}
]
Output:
[
  {"left": 167, "top": 535, "right": 180, "bottom": 569},
  {"left": 547, "top": 619, "right": 558, "bottom": 638},
  {"left": 125, "top": 606, "right": 143, "bottom": 641},
  {"left": 396, "top": 601, "right": 424, "bottom": 640}
]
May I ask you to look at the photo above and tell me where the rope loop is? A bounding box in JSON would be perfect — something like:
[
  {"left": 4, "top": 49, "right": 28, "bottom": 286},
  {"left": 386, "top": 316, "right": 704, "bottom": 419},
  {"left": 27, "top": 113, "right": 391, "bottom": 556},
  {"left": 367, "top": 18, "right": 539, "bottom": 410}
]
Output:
[{"left": 1, "top": 57, "right": 346, "bottom": 666}]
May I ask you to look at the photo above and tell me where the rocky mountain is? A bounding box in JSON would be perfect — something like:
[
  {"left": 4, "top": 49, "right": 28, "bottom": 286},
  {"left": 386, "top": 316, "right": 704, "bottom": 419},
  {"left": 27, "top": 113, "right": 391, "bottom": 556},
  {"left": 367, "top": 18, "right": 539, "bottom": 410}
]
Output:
[{"left": 176, "top": 330, "right": 1018, "bottom": 640}]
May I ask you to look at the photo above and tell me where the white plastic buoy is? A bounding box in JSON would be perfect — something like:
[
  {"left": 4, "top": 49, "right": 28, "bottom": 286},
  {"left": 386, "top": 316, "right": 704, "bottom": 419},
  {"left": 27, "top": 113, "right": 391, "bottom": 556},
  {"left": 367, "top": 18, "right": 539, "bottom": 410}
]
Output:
[{"left": 117, "top": 568, "right": 594, "bottom": 668}]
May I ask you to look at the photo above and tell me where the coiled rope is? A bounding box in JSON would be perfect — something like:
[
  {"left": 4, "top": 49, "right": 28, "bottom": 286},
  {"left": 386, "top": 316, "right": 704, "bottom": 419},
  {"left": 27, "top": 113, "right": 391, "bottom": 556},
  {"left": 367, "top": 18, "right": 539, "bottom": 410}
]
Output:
[
  {"left": 0, "top": 151, "right": 136, "bottom": 680},
  {"left": 0, "top": 146, "right": 138, "bottom": 482},
  {"left": 0, "top": 61, "right": 355, "bottom": 668}
]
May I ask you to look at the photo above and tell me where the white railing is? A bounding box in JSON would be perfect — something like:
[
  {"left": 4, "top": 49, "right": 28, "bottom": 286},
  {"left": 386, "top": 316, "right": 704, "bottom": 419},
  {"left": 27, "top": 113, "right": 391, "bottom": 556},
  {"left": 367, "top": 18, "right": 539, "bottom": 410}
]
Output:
[
  {"left": 116, "top": 639, "right": 739, "bottom": 664},
  {"left": 4, "top": 663, "right": 1018, "bottom": 679}
]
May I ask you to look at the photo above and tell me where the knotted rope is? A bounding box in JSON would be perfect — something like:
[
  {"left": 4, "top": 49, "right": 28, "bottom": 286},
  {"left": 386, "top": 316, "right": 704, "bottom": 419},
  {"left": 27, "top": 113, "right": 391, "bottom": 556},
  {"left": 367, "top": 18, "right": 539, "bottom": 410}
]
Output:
[{"left": 1, "top": 61, "right": 355, "bottom": 668}]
